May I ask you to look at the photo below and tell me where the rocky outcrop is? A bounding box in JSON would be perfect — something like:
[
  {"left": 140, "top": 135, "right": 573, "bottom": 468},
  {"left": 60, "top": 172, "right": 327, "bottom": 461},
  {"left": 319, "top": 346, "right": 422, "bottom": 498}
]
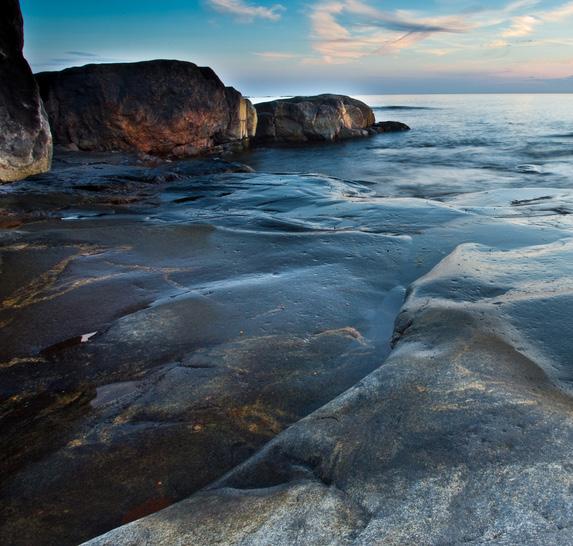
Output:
[
  {"left": 0, "top": 0, "right": 52, "bottom": 182},
  {"left": 371, "top": 120, "right": 410, "bottom": 133},
  {"left": 6, "top": 153, "right": 573, "bottom": 546},
  {"left": 255, "top": 94, "right": 376, "bottom": 143},
  {"left": 85, "top": 239, "right": 573, "bottom": 546},
  {"left": 36, "top": 60, "right": 257, "bottom": 157},
  {"left": 254, "top": 95, "right": 410, "bottom": 144}
]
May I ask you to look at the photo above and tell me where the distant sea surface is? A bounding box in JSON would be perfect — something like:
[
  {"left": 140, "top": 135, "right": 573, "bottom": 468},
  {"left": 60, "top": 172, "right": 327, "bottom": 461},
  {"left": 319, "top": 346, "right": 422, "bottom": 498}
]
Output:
[{"left": 244, "top": 94, "right": 573, "bottom": 199}]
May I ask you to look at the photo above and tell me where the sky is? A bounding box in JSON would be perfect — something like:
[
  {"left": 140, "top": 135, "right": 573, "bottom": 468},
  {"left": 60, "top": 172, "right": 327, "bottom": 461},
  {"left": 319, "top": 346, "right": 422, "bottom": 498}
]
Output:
[{"left": 21, "top": 0, "right": 573, "bottom": 95}]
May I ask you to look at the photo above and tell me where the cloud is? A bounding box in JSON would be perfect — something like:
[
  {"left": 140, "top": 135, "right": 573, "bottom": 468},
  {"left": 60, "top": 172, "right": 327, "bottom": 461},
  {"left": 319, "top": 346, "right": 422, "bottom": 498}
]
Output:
[
  {"left": 309, "top": 0, "right": 470, "bottom": 63},
  {"left": 304, "top": 0, "right": 573, "bottom": 67},
  {"left": 541, "top": 1, "right": 573, "bottom": 21},
  {"left": 343, "top": 1, "right": 469, "bottom": 33},
  {"left": 207, "top": 0, "right": 285, "bottom": 21},
  {"left": 504, "top": 0, "right": 540, "bottom": 11},
  {"left": 65, "top": 51, "right": 101, "bottom": 58},
  {"left": 377, "top": 31, "right": 433, "bottom": 54},
  {"left": 33, "top": 51, "right": 124, "bottom": 72},
  {"left": 54, "top": 52, "right": 119, "bottom": 64},
  {"left": 423, "top": 48, "right": 455, "bottom": 57},
  {"left": 497, "top": 1, "right": 573, "bottom": 39},
  {"left": 487, "top": 39, "right": 510, "bottom": 48},
  {"left": 502, "top": 15, "right": 538, "bottom": 36}
]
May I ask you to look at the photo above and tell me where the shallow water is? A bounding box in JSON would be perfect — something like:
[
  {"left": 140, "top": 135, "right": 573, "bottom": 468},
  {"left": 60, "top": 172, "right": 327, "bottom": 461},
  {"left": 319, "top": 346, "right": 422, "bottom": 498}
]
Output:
[{"left": 245, "top": 94, "right": 573, "bottom": 199}]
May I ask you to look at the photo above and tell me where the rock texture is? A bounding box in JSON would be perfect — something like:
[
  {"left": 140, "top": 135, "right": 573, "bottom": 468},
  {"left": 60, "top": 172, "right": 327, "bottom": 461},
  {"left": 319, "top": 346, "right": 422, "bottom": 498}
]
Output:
[
  {"left": 85, "top": 239, "right": 573, "bottom": 546},
  {"left": 36, "top": 60, "right": 257, "bottom": 156},
  {"left": 4, "top": 152, "right": 573, "bottom": 546},
  {"left": 0, "top": 0, "right": 52, "bottom": 182},
  {"left": 255, "top": 94, "right": 376, "bottom": 143}
]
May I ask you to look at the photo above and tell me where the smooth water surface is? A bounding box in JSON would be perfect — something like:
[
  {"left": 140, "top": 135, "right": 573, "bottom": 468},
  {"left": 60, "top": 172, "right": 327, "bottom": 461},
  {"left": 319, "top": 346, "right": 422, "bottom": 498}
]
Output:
[{"left": 245, "top": 94, "right": 573, "bottom": 198}]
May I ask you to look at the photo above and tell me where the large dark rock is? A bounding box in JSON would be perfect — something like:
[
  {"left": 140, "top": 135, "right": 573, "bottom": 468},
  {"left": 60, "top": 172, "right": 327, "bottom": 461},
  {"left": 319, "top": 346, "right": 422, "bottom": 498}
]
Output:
[
  {"left": 255, "top": 94, "right": 376, "bottom": 143},
  {"left": 0, "top": 0, "right": 52, "bottom": 182},
  {"left": 36, "top": 61, "right": 257, "bottom": 157}
]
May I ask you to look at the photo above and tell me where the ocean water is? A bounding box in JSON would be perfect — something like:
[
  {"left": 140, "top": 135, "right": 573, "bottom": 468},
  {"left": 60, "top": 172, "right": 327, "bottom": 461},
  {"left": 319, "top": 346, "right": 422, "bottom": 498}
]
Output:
[{"left": 245, "top": 94, "right": 573, "bottom": 199}]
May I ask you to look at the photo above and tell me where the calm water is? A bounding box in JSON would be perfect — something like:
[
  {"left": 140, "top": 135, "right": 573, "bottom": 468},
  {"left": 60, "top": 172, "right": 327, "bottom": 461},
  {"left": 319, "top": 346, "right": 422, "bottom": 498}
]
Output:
[{"left": 244, "top": 94, "right": 573, "bottom": 199}]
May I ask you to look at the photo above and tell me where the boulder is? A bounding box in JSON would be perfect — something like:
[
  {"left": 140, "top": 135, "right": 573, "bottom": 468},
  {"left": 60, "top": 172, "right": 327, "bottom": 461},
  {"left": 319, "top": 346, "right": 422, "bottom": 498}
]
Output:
[
  {"left": 254, "top": 94, "right": 376, "bottom": 143},
  {"left": 0, "top": 0, "right": 52, "bottom": 183},
  {"left": 36, "top": 60, "right": 257, "bottom": 157},
  {"left": 370, "top": 120, "right": 410, "bottom": 133}
]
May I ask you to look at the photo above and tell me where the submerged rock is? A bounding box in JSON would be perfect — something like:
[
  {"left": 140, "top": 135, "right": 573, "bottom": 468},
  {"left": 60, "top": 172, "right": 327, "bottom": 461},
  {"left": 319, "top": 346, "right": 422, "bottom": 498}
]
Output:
[
  {"left": 0, "top": 0, "right": 52, "bottom": 182},
  {"left": 254, "top": 94, "right": 376, "bottom": 143},
  {"left": 36, "top": 60, "right": 257, "bottom": 157}
]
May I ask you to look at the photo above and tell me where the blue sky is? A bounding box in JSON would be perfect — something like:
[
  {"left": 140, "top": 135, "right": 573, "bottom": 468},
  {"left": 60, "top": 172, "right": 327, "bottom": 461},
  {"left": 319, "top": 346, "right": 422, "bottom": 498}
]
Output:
[{"left": 22, "top": 0, "right": 573, "bottom": 94}]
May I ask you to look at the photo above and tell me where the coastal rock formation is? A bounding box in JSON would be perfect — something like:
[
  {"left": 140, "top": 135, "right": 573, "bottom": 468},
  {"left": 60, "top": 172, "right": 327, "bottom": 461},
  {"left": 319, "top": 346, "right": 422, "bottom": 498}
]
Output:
[
  {"left": 254, "top": 94, "right": 376, "bottom": 143},
  {"left": 36, "top": 60, "right": 257, "bottom": 157},
  {"left": 2, "top": 153, "right": 573, "bottom": 545},
  {"left": 85, "top": 239, "right": 573, "bottom": 546},
  {"left": 0, "top": 0, "right": 52, "bottom": 182}
]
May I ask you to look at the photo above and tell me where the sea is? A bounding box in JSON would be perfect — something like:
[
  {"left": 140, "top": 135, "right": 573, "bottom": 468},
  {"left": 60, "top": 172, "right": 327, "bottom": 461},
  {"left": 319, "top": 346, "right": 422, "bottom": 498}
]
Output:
[{"left": 244, "top": 94, "right": 573, "bottom": 199}]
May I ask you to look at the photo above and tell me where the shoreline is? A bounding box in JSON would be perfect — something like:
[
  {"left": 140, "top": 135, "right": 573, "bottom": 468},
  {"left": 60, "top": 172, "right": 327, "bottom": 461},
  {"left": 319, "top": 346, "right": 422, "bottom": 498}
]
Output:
[
  {"left": 3, "top": 1, "right": 573, "bottom": 544},
  {"left": 2, "top": 147, "right": 573, "bottom": 544}
]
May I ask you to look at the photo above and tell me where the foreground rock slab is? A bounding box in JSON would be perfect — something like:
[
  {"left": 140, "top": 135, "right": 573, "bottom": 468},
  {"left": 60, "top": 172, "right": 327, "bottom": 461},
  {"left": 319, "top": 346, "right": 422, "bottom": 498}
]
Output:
[
  {"left": 87, "top": 240, "right": 573, "bottom": 545},
  {"left": 36, "top": 60, "right": 256, "bottom": 157},
  {"left": 0, "top": 0, "right": 52, "bottom": 182},
  {"left": 2, "top": 156, "right": 573, "bottom": 544},
  {"left": 0, "top": 159, "right": 410, "bottom": 545}
]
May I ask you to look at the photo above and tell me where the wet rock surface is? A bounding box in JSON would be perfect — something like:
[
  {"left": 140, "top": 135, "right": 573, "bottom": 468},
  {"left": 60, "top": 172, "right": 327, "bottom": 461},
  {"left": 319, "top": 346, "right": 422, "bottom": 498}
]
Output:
[
  {"left": 0, "top": 0, "right": 52, "bottom": 182},
  {"left": 36, "top": 61, "right": 256, "bottom": 157},
  {"left": 87, "top": 241, "right": 573, "bottom": 546},
  {"left": 255, "top": 95, "right": 376, "bottom": 143},
  {"left": 370, "top": 121, "right": 411, "bottom": 133},
  {"left": 2, "top": 152, "right": 573, "bottom": 545}
]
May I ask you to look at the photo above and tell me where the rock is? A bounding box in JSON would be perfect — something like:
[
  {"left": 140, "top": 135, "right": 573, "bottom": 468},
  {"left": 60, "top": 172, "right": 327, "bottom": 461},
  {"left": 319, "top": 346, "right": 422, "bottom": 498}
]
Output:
[
  {"left": 0, "top": 330, "right": 372, "bottom": 546},
  {"left": 371, "top": 120, "right": 410, "bottom": 133},
  {"left": 225, "top": 87, "right": 258, "bottom": 142},
  {"left": 254, "top": 94, "right": 376, "bottom": 143},
  {"left": 3, "top": 158, "right": 573, "bottom": 545},
  {"left": 36, "top": 60, "right": 256, "bottom": 157},
  {"left": 84, "top": 239, "right": 573, "bottom": 546},
  {"left": 0, "top": 0, "right": 52, "bottom": 183}
]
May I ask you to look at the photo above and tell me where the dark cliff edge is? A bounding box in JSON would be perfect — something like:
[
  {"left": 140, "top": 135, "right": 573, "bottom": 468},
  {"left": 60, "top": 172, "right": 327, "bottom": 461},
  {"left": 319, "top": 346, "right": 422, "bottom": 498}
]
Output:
[{"left": 0, "top": 0, "right": 52, "bottom": 183}]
